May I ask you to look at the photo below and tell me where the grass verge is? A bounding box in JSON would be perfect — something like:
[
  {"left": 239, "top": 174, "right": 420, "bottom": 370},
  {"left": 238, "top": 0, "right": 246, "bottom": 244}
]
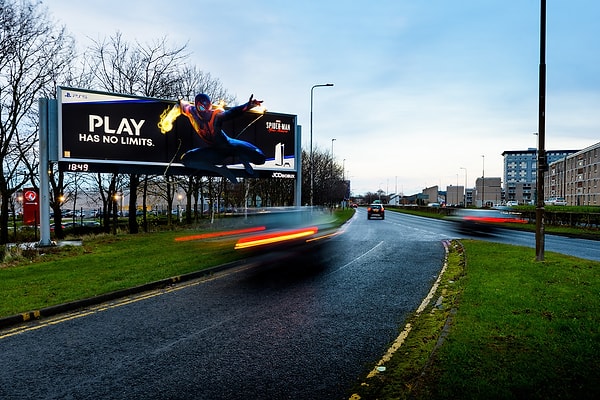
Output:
[
  {"left": 351, "top": 240, "right": 600, "bottom": 399},
  {"left": 0, "top": 208, "right": 355, "bottom": 318},
  {"left": 0, "top": 231, "right": 242, "bottom": 317}
]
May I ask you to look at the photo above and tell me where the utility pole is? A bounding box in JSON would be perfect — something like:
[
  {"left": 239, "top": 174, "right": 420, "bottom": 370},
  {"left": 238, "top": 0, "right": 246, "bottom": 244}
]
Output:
[{"left": 536, "top": 0, "right": 547, "bottom": 261}]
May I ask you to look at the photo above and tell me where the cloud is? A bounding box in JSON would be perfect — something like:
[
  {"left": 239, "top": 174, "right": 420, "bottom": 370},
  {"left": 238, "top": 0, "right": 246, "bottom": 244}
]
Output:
[{"left": 46, "top": 0, "right": 600, "bottom": 196}]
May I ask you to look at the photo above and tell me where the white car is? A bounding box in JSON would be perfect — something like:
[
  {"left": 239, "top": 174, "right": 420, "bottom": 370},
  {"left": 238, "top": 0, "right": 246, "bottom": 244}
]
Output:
[
  {"left": 506, "top": 201, "right": 519, "bottom": 207},
  {"left": 544, "top": 197, "right": 567, "bottom": 206}
]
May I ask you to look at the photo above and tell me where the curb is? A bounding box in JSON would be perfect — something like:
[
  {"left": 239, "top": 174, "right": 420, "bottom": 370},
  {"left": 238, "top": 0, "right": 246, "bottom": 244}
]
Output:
[{"left": 0, "top": 259, "right": 246, "bottom": 330}]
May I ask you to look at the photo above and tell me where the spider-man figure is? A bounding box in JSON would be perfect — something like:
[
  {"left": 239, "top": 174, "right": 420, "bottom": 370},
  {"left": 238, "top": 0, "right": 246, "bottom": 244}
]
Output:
[{"left": 178, "top": 93, "right": 266, "bottom": 183}]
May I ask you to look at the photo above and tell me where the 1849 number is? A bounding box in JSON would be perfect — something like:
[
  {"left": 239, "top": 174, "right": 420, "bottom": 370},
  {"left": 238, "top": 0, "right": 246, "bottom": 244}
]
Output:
[{"left": 66, "top": 163, "right": 89, "bottom": 172}]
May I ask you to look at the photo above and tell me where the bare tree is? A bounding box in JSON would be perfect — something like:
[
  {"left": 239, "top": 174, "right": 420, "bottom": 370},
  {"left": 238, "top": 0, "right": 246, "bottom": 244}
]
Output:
[
  {"left": 92, "top": 172, "right": 125, "bottom": 234},
  {"left": 246, "top": 178, "right": 294, "bottom": 207},
  {"left": 48, "top": 167, "right": 66, "bottom": 238},
  {"left": 301, "top": 147, "right": 345, "bottom": 207},
  {"left": 0, "top": 0, "right": 75, "bottom": 243},
  {"left": 83, "top": 32, "right": 236, "bottom": 232},
  {"left": 82, "top": 33, "right": 186, "bottom": 233},
  {"left": 86, "top": 32, "right": 188, "bottom": 98},
  {"left": 175, "top": 65, "right": 236, "bottom": 105}
]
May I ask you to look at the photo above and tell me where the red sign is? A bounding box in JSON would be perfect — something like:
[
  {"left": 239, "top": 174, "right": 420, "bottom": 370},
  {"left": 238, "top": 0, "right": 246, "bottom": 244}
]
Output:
[{"left": 23, "top": 188, "right": 39, "bottom": 225}]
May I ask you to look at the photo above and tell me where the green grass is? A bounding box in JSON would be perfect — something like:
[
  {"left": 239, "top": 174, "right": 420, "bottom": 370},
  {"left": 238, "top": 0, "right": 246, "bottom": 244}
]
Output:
[
  {"left": 0, "top": 231, "right": 243, "bottom": 317},
  {"left": 351, "top": 240, "right": 600, "bottom": 399},
  {"left": 429, "top": 242, "right": 600, "bottom": 399},
  {"left": 0, "top": 208, "right": 355, "bottom": 318}
]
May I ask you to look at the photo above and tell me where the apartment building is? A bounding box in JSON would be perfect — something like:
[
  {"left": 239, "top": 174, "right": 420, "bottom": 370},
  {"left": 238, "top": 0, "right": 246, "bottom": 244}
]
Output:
[
  {"left": 545, "top": 141, "right": 600, "bottom": 206},
  {"left": 475, "top": 177, "right": 502, "bottom": 207},
  {"left": 445, "top": 185, "right": 464, "bottom": 206},
  {"left": 502, "top": 148, "right": 578, "bottom": 204}
]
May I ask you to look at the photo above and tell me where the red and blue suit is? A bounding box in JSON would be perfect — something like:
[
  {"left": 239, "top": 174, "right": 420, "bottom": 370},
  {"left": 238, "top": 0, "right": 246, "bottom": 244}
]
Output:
[{"left": 178, "top": 94, "right": 266, "bottom": 182}]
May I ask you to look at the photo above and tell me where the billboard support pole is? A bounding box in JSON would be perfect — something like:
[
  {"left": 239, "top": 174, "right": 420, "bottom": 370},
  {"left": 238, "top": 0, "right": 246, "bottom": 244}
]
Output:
[{"left": 38, "top": 98, "right": 53, "bottom": 246}]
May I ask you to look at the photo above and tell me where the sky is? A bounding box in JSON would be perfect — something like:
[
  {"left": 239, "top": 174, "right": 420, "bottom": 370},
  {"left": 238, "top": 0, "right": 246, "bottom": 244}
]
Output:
[{"left": 45, "top": 0, "right": 600, "bottom": 196}]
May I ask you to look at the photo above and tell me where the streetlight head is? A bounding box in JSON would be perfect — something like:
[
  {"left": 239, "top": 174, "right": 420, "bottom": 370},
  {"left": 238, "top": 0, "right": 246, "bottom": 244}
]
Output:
[{"left": 326, "top": 83, "right": 334, "bottom": 86}]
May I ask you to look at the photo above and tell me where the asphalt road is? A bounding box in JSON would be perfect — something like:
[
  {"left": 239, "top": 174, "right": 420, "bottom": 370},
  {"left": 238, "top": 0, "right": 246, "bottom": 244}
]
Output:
[
  {"left": 395, "top": 210, "right": 600, "bottom": 262},
  {"left": 1, "top": 209, "right": 596, "bottom": 400},
  {"left": 0, "top": 209, "right": 446, "bottom": 400}
]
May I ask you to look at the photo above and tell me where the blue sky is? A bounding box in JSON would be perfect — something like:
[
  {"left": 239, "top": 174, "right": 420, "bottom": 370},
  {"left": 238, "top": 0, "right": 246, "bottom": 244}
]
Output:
[{"left": 47, "top": 0, "right": 600, "bottom": 195}]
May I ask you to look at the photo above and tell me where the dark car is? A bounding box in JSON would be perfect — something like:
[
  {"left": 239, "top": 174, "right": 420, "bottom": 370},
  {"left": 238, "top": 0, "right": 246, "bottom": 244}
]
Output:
[
  {"left": 367, "top": 204, "right": 385, "bottom": 220},
  {"left": 445, "top": 208, "right": 526, "bottom": 233}
]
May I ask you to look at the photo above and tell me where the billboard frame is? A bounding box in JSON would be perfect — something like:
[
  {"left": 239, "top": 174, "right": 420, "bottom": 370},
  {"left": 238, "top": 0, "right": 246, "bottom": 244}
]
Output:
[
  {"left": 56, "top": 87, "right": 299, "bottom": 181},
  {"left": 36, "top": 89, "right": 303, "bottom": 245}
]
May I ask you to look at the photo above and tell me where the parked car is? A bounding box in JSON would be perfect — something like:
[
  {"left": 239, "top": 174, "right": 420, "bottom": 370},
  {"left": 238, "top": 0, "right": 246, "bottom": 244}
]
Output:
[
  {"left": 83, "top": 221, "right": 101, "bottom": 227},
  {"left": 367, "top": 204, "right": 385, "bottom": 220},
  {"left": 544, "top": 197, "right": 567, "bottom": 206},
  {"left": 49, "top": 223, "right": 65, "bottom": 231},
  {"left": 506, "top": 200, "right": 519, "bottom": 207}
]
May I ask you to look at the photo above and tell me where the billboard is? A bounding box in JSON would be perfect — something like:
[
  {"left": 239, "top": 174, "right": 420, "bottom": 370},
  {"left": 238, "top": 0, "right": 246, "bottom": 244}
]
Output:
[{"left": 57, "top": 87, "right": 297, "bottom": 181}]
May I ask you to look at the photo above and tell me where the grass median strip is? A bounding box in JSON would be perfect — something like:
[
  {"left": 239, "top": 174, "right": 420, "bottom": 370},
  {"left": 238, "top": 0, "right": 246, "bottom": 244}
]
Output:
[
  {"left": 352, "top": 240, "right": 600, "bottom": 400},
  {"left": 0, "top": 231, "right": 244, "bottom": 318},
  {"left": 0, "top": 208, "right": 355, "bottom": 319}
]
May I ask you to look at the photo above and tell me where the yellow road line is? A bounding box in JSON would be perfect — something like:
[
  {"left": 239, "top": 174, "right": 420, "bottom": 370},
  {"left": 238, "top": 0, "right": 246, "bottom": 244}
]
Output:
[
  {"left": 359, "top": 240, "right": 451, "bottom": 383},
  {"left": 0, "top": 264, "right": 252, "bottom": 340}
]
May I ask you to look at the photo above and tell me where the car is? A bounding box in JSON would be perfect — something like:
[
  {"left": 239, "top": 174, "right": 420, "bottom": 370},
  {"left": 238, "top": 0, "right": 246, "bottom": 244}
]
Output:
[
  {"left": 544, "top": 197, "right": 567, "bottom": 206},
  {"left": 367, "top": 204, "right": 384, "bottom": 220},
  {"left": 506, "top": 200, "right": 519, "bottom": 207},
  {"left": 83, "top": 221, "right": 101, "bottom": 227},
  {"left": 445, "top": 208, "right": 526, "bottom": 233},
  {"left": 49, "top": 223, "right": 65, "bottom": 231}
]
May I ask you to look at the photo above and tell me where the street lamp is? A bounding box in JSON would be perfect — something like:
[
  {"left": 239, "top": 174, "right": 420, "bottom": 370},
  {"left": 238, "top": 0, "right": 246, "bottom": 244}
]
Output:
[
  {"left": 460, "top": 167, "right": 467, "bottom": 206},
  {"left": 536, "top": 0, "right": 547, "bottom": 261},
  {"left": 331, "top": 138, "right": 336, "bottom": 176},
  {"left": 481, "top": 155, "right": 485, "bottom": 207},
  {"left": 113, "top": 193, "right": 120, "bottom": 215},
  {"left": 310, "top": 83, "right": 334, "bottom": 206}
]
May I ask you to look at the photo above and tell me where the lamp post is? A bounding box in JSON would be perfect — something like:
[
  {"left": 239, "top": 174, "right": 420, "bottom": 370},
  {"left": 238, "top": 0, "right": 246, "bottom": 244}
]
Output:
[
  {"left": 456, "top": 174, "right": 459, "bottom": 205},
  {"left": 481, "top": 155, "right": 485, "bottom": 207},
  {"left": 460, "top": 167, "right": 467, "bottom": 206},
  {"left": 535, "top": 0, "right": 547, "bottom": 261},
  {"left": 331, "top": 138, "right": 336, "bottom": 175},
  {"left": 343, "top": 159, "right": 347, "bottom": 208},
  {"left": 310, "top": 83, "right": 334, "bottom": 206}
]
